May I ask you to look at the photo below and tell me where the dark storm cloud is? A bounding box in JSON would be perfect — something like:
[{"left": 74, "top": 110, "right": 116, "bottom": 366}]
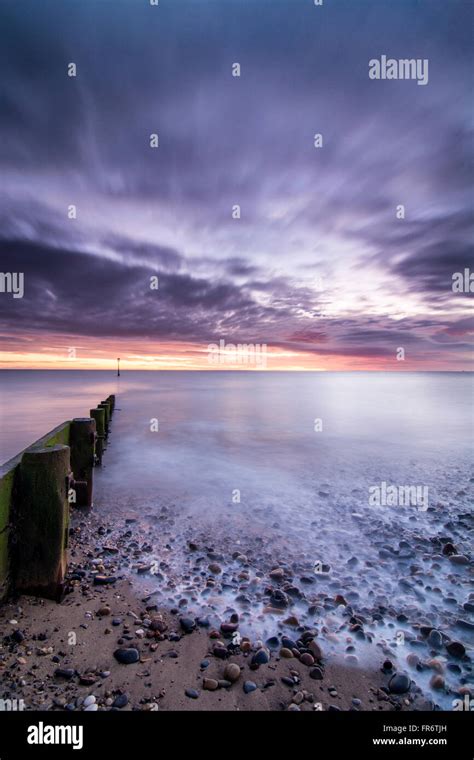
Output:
[{"left": 0, "top": 0, "right": 472, "bottom": 366}]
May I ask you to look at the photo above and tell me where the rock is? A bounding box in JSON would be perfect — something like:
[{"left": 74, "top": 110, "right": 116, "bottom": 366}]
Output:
[
  {"left": 266, "top": 636, "right": 280, "bottom": 650},
  {"left": 269, "top": 590, "right": 289, "bottom": 609},
  {"left": 200, "top": 659, "right": 210, "bottom": 669},
  {"left": 446, "top": 641, "right": 466, "bottom": 659},
  {"left": 288, "top": 703, "right": 301, "bottom": 711},
  {"left": 179, "top": 617, "right": 196, "bottom": 634},
  {"left": 382, "top": 659, "right": 394, "bottom": 672},
  {"left": 79, "top": 674, "right": 97, "bottom": 686},
  {"left": 185, "top": 688, "right": 200, "bottom": 699},
  {"left": 84, "top": 704, "right": 98, "bottom": 711},
  {"left": 300, "top": 653, "right": 315, "bottom": 667},
  {"left": 388, "top": 673, "right": 411, "bottom": 695},
  {"left": 309, "top": 667, "right": 324, "bottom": 680},
  {"left": 113, "top": 648, "right": 139, "bottom": 665},
  {"left": 427, "top": 630, "right": 443, "bottom": 649},
  {"left": 150, "top": 618, "right": 167, "bottom": 633},
  {"left": 243, "top": 681, "right": 257, "bottom": 694},
  {"left": 93, "top": 575, "right": 117, "bottom": 585},
  {"left": 449, "top": 554, "right": 470, "bottom": 565},
  {"left": 203, "top": 678, "right": 219, "bottom": 691},
  {"left": 97, "top": 606, "right": 111, "bottom": 617},
  {"left": 213, "top": 645, "right": 228, "bottom": 660},
  {"left": 269, "top": 568, "right": 285, "bottom": 580},
  {"left": 12, "top": 630, "right": 25, "bottom": 643},
  {"left": 279, "top": 648, "right": 293, "bottom": 658},
  {"left": 83, "top": 695, "right": 96, "bottom": 707},
  {"left": 251, "top": 648, "right": 270, "bottom": 666},
  {"left": 224, "top": 663, "right": 241, "bottom": 683},
  {"left": 208, "top": 563, "right": 222, "bottom": 574},
  {"left": 308, "top": 640, "right": 323, "bottom": 660},
  {"left": 113, "top": 693, "right": 128, "bottom": 708},
  {"left": 54, "top": 668, "right": 75, "bottom": 680}
]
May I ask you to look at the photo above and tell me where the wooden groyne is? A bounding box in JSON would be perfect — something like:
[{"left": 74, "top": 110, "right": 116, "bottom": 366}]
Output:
[{"left": 0, "top": 394, "right": 116, "bottom": 603}]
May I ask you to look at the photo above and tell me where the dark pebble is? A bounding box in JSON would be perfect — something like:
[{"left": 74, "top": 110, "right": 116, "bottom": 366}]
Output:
[{"left": 113, "top": 648, "right": 140, "bottom": 665}]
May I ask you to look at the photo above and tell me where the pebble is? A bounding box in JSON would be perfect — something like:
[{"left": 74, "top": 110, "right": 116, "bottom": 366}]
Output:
[
  {"left": 84, "top": 704, "right": 98, "bottom": 711},
  {"left": 203, "top": 678, "right": 219, "bottom": 691},
  {"left": 427, "top": 629, "right": 443, "bottom": 649},
  {"left": 113, "top": 648, "right": 139, "bottom": 665},
  {"left": 93, "top": 575, "right": 117, "bottom": 585},
  {"left": 54, "top": 668, "right": 75, "bottom": 680},
  {"left": 179, "top": 617, "right": 196, "bottom": 634},
  {"left": 251, "top": 648, "right": 270, "bottom": 666},
  {"left": 243, "top": 681, "right": 257, "bottom": 694},
  {"left": 208, "top": 563, "right": 222, "bottom": 574},
  {"left": 113, "top": 693, "right": 128, "bottom": 708},
  {"left": 83, "top": 695, "right": 96, "bottom": 707},
  {"left": 300, "top": 653, "right": 315, "bottom": 667},
  {"left": 279, "top": 648, "right": 293, "bottom": 658},
  {"left": 224, "top": 663, "right": 241, "bottom": 683},
  {"left": 446, "top": 641, "right": 466, "bottom": 659},
  {"left": 185, "top": 688, "right": 200, "bottom": 699},
  {"left": 308, "top": 640, "right": 323, "bottom": 661},
  {"left": 309, "top": 667, "right": 324, "bottom": 680},
  {"left": 430, "top": 675, "right": 445, "bottom": 690},
  {"left": 388, "top": 673, "right": 411, "bottom": 694}
]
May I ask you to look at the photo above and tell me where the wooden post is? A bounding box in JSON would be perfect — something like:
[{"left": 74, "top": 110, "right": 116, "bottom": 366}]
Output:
[
  {"left": 98, "top": 401, "right": 111, "bottom": 435},
  {"left": 90, "top": 408, "right": 105, "bottom": 465},
  {"left": 70, "top": 418, "right": 96, "bottom": 507},
  {"left": 107, "top": 394, "right": 116, "bottom": 413},
  {"left": 14, "top": 445, "right": 70, "bottom": 600}
]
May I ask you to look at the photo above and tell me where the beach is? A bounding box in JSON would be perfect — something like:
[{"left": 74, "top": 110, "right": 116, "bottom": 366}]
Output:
[{"left": 0, "top": 371, "right": 472, "bottom": 712}]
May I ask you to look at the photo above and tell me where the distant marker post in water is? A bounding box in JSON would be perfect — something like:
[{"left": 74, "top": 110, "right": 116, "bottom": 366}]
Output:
[{"left": 117, "top": 357, "right": 120, "bottom": 376}]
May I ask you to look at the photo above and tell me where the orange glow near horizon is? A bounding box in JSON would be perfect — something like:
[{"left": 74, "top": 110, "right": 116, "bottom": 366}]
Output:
[{"left": 0, "top": 334, "right": 470, "bottom": 371}]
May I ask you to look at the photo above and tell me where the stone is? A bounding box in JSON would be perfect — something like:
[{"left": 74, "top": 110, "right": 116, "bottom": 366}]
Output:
[
  {"left": 54, "top": 668, "right": 75, "bottom": 680},
  {"left": 279, "top": 648, "right": 293, "bottom": 658},
  {"left": 185, "top": 688, "right": 200, "bottom": 699},
  {"left": 113, "top": 693, "right": 128, "bottom": 708},
  {"left": 113, "top": 648, "right": 139, "bottom": 665},
  {"left": 388, "top": 673, "right": 411, "bottom": 694},
  {"left": 224, "top": 663, "right": 241, "bottom": 683},
  {"left": 446, "top": 641, "right": 466, "bottom": 659},
  {"left": 300, "top": 653, "right": 315, "bottom": 667},
  {"left": 243, "top": 681, "right": 257, "bottom": 693},
  {"left": 427, "top": 629, "right": 443, "bottom": 649},
  {"left": 308, "top": 640, "right": 323, "bottom": 660},
  {"left": 269, "top": 568, "right": 285, "bottom": 580},
  {"left": 179, "top": 617, "right": 196, "bottom": 634},
  {"left": 251, "top": 648, "right": 270, "bottom": 666},
  {"left": 93, "top": 575, "right": 117, "bottom": 585},
  {"left": 309, "top": 667, "right": 324, "bottom": 680},
  {"left": 83, "top": 695, "right": 96, "bottom": 707},
  {"left": 430, "top": 675, "right": 445, "bottom": 690},
  {"left": 449, "top": 555, "right": 469, "bottom": 565},
  {"left": 203, "top": 678, "right": 219, "bottom": 691},
  {"left": 208, "top": 563, "right": 222, "bottom": 574}
]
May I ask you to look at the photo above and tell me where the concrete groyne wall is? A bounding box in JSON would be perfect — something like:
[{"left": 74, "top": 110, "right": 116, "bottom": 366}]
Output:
[{"left": 0, "top": 394, "right": 115, "bottom": 603}]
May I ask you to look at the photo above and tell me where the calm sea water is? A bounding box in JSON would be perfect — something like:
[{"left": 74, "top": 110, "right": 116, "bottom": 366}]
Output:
[{"left": 1, "top": 370, "right": 473, "bottom": 704}]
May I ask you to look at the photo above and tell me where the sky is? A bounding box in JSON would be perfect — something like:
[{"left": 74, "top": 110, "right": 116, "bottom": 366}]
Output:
[{"left": 0, "top": 0, "right": 472, "bottom": 371}]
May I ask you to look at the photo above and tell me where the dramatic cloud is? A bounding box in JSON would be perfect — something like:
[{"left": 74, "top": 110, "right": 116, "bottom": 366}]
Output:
[{"left": 0, "top": 0, "right": 472, "bottom": 369}]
